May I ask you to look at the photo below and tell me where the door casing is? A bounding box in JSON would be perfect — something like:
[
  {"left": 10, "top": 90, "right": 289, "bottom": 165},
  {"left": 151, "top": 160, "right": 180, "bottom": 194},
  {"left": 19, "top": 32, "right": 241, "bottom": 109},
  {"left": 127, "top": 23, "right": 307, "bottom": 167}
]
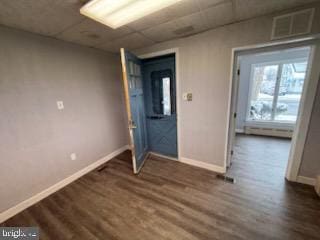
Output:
[
  {"left": 139, "top": 48, "right": 181, "bottom": 161},
  {"left": 142, "top": 55, "right": 177, "bottom": 157},
  {"left": 226, "top": 37, "right": 320, "bottom": 183}
]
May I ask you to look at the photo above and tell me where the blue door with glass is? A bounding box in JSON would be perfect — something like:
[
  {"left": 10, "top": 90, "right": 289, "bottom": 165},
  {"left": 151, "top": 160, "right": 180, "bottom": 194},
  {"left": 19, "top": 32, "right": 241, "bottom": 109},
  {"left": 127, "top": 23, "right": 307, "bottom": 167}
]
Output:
[
  {"left": 120, "top": 48, "right": 148, "bottom": 173},
  {"left": 142, "top": 54, "right": 177, "bottom": 157}
]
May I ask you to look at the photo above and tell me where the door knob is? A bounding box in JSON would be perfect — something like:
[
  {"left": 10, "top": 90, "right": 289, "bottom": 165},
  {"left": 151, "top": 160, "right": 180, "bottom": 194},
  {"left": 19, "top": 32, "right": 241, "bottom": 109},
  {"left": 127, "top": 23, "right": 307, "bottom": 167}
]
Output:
[
  {"left": 129, "top": 120, "right": 137, "bottom": 129},
  {"left": 130, "top": 124, "right": 137, "bottom": 129}
]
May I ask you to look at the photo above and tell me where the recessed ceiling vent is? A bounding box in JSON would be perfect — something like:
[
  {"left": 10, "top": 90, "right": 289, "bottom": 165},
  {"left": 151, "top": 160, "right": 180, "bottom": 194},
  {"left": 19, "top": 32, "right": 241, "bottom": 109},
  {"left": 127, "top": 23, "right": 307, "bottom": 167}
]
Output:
[
  {"left": 271, "top": 8, "right": 314, "bottom": 40},
  {"left": 173, "top": 26, "right": 194, "bottom": 35}
]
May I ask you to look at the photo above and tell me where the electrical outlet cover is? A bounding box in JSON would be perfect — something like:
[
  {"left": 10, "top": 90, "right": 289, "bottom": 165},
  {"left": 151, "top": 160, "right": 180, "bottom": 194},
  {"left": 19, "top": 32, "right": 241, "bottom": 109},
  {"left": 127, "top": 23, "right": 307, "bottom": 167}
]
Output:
[{"left": 70, "top": 153, "right": 77, "bottom": 161}]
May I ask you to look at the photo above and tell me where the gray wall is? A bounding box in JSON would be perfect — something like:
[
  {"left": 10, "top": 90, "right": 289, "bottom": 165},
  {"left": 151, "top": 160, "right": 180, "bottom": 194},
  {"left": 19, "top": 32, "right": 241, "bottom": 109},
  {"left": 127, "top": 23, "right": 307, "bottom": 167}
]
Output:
[
  {"left": 0, "top": 26, "right": 128, "bottom": 212},
  {"left": 135, "top": 3, "right": 320, "bottom": 170},
  {"left": 299, "top": 80, "right": 320, "bottom": 178}
]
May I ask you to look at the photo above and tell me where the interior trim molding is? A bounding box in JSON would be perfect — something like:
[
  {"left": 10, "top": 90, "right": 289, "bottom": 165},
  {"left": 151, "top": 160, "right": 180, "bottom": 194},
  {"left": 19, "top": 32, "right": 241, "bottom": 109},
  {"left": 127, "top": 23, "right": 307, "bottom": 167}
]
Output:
[
  {"left": 149, "top": 152, "right": 225, "bottom": 174},
  {"left": 0, "top": 145, "right": 130, "bottom": 223},
  {"left": 138, "top": 48, "right": 182, "bottom": 161},
  {"left": 227, "top": 40, "right": 320, "bottom": 183},
  {"left": 180, "top": 157, "right": 226, "bottom": 174},
  {"left": 235, "top": 128, "right": 245, "bottom": 133},
  {"left": 244, "top": 126, "right": 293, "bottom": 138},
  {"left": 297, "top": 176, "right": 316, "bottom": 186},
  {"left": 149, "top": 151, "right": 178, "bottom": 161}
]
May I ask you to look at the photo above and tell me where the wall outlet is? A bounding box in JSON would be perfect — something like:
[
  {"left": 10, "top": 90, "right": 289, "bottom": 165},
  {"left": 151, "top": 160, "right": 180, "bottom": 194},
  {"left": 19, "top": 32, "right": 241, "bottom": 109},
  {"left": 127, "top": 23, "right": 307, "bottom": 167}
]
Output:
[
  {"left": 70, "top": 153, "right": 77, "bottom": 161},
  {"left": 57, "top": 101, "right": 64, "bottom": 110}
]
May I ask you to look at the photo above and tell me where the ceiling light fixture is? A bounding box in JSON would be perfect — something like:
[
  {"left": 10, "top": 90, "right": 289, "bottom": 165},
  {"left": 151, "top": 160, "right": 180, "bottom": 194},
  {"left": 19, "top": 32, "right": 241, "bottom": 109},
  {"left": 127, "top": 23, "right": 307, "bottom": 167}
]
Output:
[{"left": 80, "top": 0, "right": 182, "bottom": 29}]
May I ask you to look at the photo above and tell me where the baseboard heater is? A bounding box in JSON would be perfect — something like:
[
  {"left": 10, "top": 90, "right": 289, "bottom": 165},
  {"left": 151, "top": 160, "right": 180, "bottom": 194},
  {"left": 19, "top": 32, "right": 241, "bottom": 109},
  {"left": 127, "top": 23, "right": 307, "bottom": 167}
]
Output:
[{"left": 244, "top": 126, "right": 293, "bottom": 138}]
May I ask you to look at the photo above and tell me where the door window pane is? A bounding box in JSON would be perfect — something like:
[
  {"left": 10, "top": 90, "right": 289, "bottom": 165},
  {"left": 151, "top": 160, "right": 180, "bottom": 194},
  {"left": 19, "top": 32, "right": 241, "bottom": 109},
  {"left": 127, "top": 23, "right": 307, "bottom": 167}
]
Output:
[
  {"left": 274, "top": 61, "right": 307, "bottom": 122},
  {"left": 249, "top": 65, "right": 278, "bottom": 121},
  {"left": 135, "top": 76, "right": 142, "bottom": 89},
  {"left": 162, "top": 77, "right": 171, "bottom": 116},
  {"left": 151, "top": 70, "right": 173, "bottom": 115},
  {"left": 129, "top": 76, "right": 135, "bottom": 89},
  {"left": 135, "top": 63, "right": 141, "bottom": 76},
  {"left": 151, "top": 73, "right": 162, "bottom": 114},
  {"left": 128, "top": 61, "right": 134, "bottom": 74}
]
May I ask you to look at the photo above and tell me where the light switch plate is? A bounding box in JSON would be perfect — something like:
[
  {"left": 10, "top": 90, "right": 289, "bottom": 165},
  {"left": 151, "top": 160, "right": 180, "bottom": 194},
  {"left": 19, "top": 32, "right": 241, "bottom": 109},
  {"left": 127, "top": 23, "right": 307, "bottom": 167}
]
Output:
[
  {"left": 57, "top": 101, "right": 64, "bottom": 110},
  {"left": 183, "top": 93, "right": 192, "bottom": 101}
]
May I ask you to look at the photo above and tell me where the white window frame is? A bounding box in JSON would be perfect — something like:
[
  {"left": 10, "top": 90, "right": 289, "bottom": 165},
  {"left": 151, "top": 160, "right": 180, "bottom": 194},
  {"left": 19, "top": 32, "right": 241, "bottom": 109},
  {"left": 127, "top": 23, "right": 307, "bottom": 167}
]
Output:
[{"left": 246, "top": 57, "right": 309, "bottom": 125}]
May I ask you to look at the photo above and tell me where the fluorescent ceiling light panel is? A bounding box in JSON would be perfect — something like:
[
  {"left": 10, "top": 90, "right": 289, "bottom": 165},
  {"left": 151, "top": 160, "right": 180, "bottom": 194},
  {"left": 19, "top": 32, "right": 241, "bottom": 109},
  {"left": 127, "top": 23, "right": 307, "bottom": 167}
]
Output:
[{"left": 80, "top": 0, "right": 182, "bottom": 29}]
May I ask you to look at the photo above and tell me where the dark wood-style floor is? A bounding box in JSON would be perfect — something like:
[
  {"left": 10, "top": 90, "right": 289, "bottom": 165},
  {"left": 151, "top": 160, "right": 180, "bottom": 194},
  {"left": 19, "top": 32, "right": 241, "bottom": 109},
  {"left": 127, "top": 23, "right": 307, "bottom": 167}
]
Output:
[
  {"left": 230, "top": 134, "right": 292, "bottom": 189},
  {"left": 2, "top": 135, "right": 320, "bottom": 240}
]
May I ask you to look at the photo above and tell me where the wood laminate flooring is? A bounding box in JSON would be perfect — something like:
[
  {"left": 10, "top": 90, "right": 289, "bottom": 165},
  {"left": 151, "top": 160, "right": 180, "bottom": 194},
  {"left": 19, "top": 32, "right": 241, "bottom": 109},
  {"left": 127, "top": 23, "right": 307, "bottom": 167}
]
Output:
[{"left": 2, "top": 136, "right": 320, "bottom": 240}]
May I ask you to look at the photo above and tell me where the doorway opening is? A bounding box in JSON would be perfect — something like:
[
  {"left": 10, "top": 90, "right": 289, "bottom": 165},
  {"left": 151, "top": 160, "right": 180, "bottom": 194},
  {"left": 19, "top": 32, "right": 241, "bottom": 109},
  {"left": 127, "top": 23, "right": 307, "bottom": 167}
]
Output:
[
  {"left": 120, "top": 49, "right": 178, "bottom": 174},
  {"left": 142, "top": 54, "right": 178, "bottom": 158},
  {"left": 227, "top": 44, "right": 314, "bottom": 183}
]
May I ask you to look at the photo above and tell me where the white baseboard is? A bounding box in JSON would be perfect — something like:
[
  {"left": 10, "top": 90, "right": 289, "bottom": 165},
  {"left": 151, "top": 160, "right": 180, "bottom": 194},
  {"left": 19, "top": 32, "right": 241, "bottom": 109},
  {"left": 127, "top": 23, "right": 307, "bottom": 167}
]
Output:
[
  {"left": 245, "top": 126, "right": 293, "bottom": 138},
  {"left": 180, "top": 157, "right": 226, "bottom": 174},
  {"left": 149, "top": 152, "right": 225, "bottom": 174},
  {"left": 297, "top": 176, "right": 316, "bottom": 186},
  {"left": 0, "top": 145, "right": 130, "bottom": 223},
  {"left": 235, "top": 128, "right": 245, "bottom": 133},
  {"left": 149, "top": 152, "right": 178, "bottom": 161}
]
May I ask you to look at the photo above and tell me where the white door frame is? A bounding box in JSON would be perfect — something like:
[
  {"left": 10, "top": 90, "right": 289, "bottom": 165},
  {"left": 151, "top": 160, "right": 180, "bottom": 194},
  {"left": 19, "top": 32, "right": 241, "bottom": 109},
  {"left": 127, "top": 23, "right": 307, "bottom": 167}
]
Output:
[
  {"left": 226, "top": 37, "right": 320, "bottom": 183},
  {"left": 138, "top": 48, "right": 181, "bottom": 160}
]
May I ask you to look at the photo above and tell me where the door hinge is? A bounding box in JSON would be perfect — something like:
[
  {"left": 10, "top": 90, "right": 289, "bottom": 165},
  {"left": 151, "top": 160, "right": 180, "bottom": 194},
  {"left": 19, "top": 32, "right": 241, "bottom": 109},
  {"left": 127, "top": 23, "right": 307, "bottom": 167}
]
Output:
[
  {"left": 237, "top": 69, "right": 240, "bottom": 76},
  {"left": 231, "top": 150, "right": 234, "bottom": 155},
  {"left": 234, "top": 112, "right": 237, "bottom": 118}
]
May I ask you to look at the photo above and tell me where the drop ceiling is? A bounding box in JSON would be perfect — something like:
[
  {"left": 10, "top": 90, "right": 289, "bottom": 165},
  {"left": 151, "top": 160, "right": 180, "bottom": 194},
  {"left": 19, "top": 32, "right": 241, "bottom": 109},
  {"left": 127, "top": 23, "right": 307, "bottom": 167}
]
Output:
[{"left": 0, "top": 0, "right": 318, "bottom": 53}]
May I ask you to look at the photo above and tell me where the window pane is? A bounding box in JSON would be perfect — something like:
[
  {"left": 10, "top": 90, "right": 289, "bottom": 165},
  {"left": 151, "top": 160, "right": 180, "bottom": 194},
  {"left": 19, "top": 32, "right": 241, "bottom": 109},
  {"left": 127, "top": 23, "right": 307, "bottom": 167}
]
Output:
[
  {"left": 129, "top": 76, "right": 135, "bottom": 89},
  {"left": 151, "top": 72, "right": 163, "bottom": 114},
  {"left": 128, "top": 61, "right": 134, "bottom": 74},
  {"left": 151, "top": 70, "right": 173, "bottom": 115},
  {"left": 135, "top": 63, "right": 141, "bottom": 76},
  {"left": 249, "top": 65, "right": 278, "bottom": 121},
  {"left": 274, "top": 62, "right": 307, "bottom": 122},
  {"left": 135, "top": 76, "right": 142, "bottom": 89},
  {"left": 162, "top": 77, "right": 171, "bottom": 116}
]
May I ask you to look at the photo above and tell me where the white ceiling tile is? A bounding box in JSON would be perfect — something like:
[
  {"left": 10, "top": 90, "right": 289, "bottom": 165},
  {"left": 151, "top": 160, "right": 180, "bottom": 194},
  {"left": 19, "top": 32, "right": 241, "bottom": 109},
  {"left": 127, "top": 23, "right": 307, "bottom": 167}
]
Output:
[
  {"left": 141, "top": 21, "right": 179, "bottom": 42},
  {"left": 234, "top": 0, "right": 320, "bottom": 21},
  {"left": 98, "top": 33, "right": 155, "bottom": 53},
  {"left": 165, "top": 0, "right": 200, "bottom": 19},
  {"left": 127, "top": 10, "right": 173, "bottom": 31},
  {"left": 0, "top": 0, "right": 319, "bottom": 52},
  {"left": 142, "top": 11, "right": 208, "bottom": 42},
  {"left": 202, "top": 1, "right": 234, "bottom": 28},
  {"left": 175, "top": 11, "right": 209, "bottom": 34},
  {"left": 0, "top": 0, "right": 84, "bottom": 36},
  {"left": 128, "top": 0, "right": 200, "bottom": 31},
  {"left": 55, "top": 19, "right": 133, "bottom": 47},
  {"left": 196, "top": 0, "right": 230, "bottom": 10}
]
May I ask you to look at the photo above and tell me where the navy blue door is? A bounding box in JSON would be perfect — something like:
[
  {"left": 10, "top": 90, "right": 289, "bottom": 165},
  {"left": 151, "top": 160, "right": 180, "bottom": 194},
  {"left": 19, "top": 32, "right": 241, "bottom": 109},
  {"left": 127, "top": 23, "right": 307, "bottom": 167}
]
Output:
[
  {"left": 120, "top": 49, "right": 148, "bottom": 173},
  {"left": 142, "top": 55, "right": 177, "bottom": 157}
]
